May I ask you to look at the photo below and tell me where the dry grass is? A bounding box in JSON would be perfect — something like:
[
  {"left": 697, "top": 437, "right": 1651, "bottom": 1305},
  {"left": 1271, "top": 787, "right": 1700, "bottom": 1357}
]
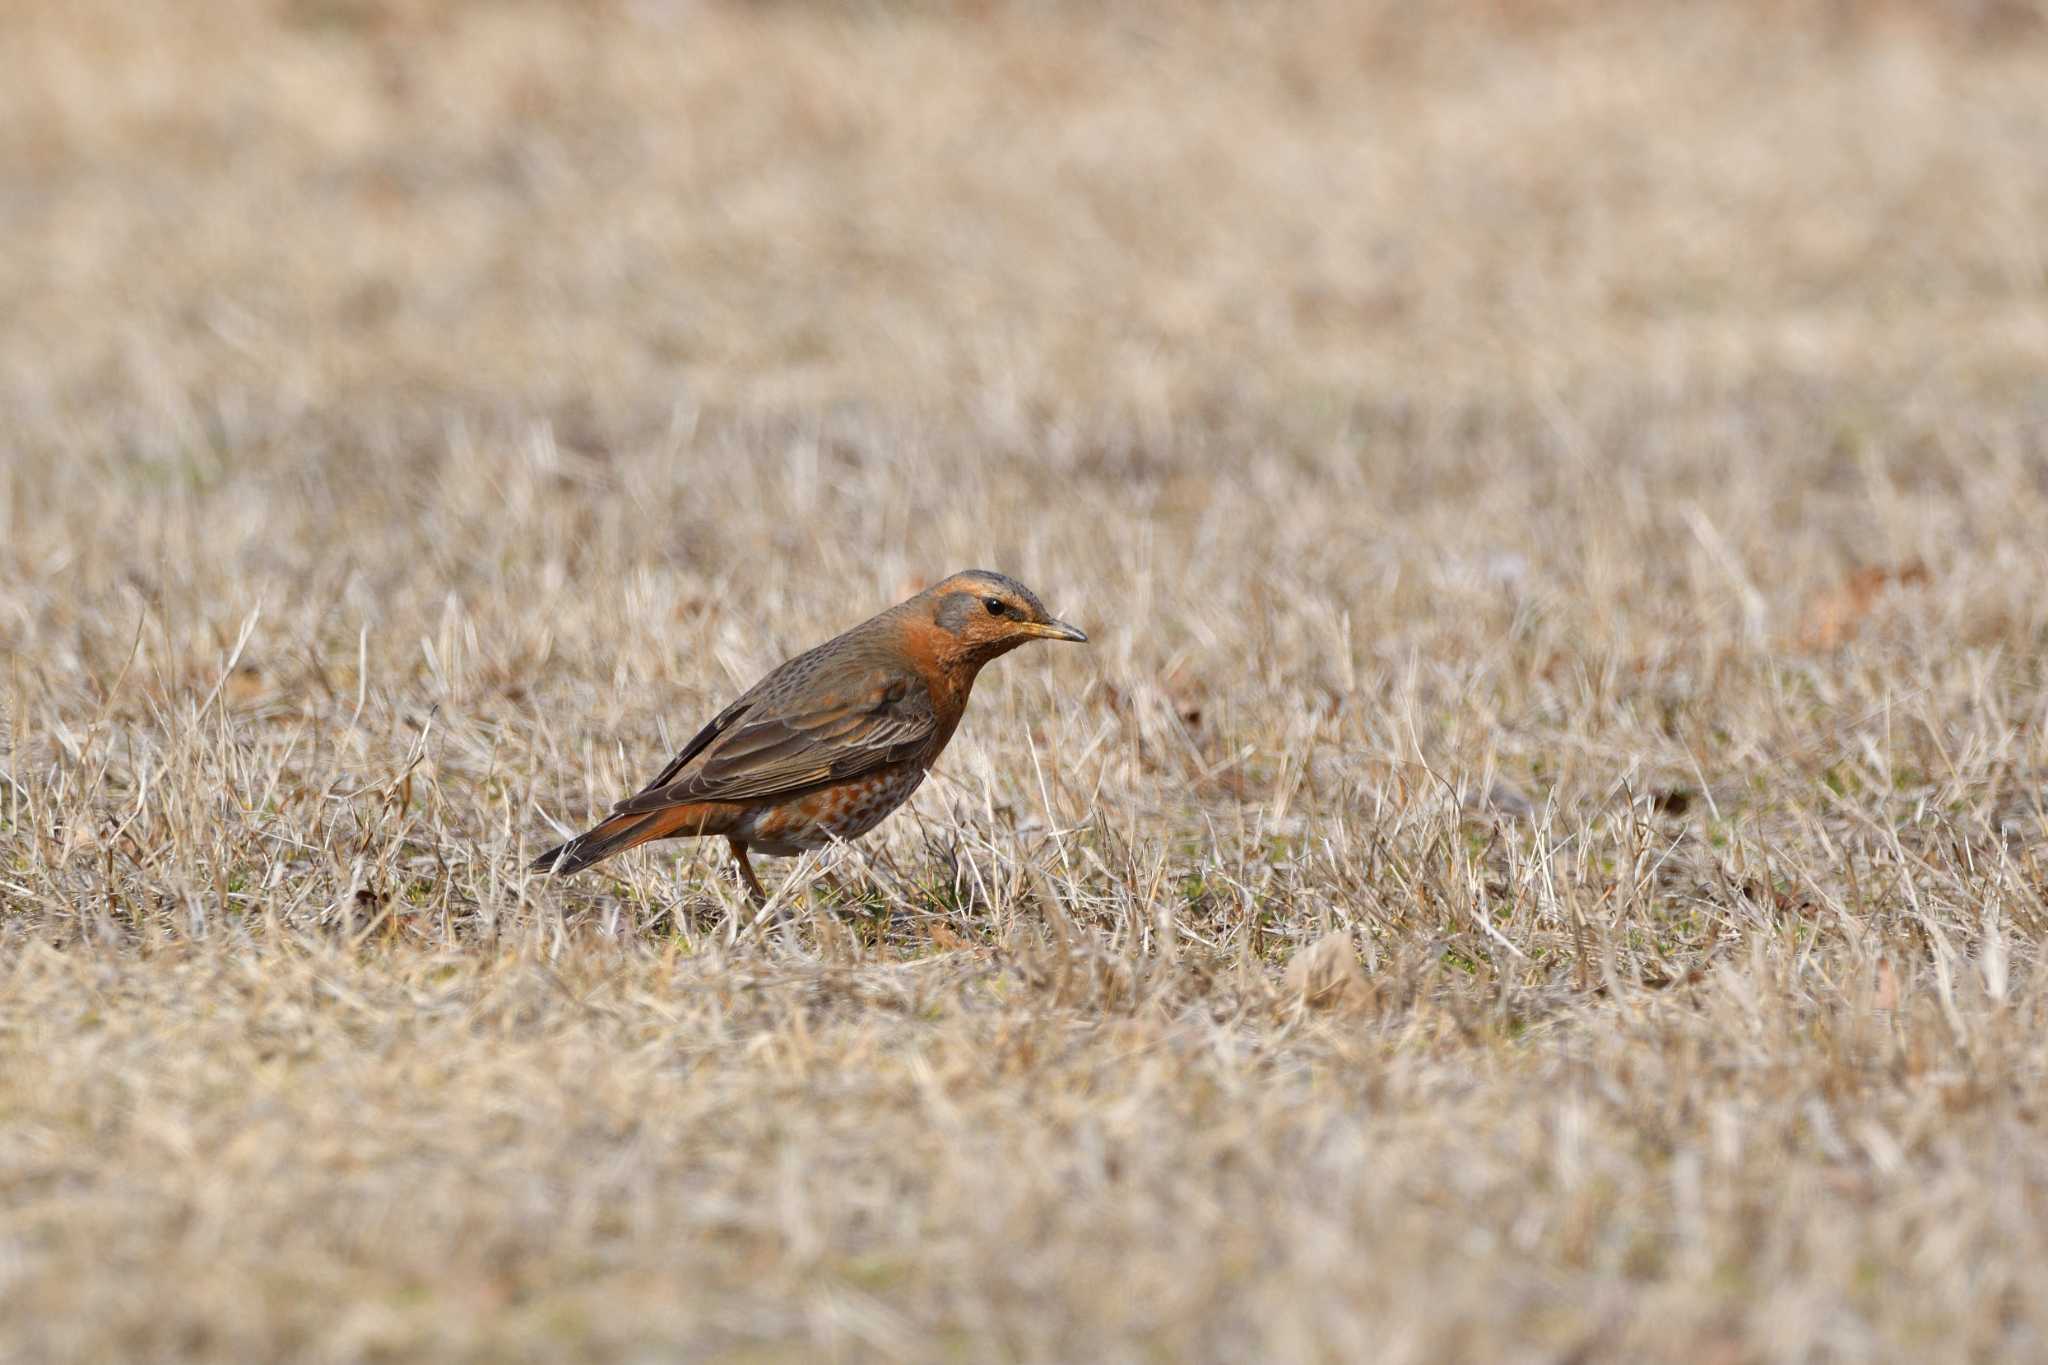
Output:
[{"left": 7, "top": 1, "right": 2048, "bottom": 1359}]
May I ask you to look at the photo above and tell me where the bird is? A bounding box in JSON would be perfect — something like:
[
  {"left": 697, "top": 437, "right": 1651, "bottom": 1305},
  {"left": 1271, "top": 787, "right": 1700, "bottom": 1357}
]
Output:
[{"left": 529, "top": 569, "right": 1088, "bottom": 905}]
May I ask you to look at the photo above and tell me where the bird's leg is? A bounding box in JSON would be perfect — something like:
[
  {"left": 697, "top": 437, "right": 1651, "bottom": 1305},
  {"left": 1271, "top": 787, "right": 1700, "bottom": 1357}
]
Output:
[{"left": 728, "top": 838, "right": 769, "bottom": 908}]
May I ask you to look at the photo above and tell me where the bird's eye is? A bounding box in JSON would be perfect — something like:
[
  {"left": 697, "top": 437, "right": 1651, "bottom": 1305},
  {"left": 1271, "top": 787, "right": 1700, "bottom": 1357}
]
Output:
[{"left": 983, "top": 597, "right": 1005, "bottom": 616}]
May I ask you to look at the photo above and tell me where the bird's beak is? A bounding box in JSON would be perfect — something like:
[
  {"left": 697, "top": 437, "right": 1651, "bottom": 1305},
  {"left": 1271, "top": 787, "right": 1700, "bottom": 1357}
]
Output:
[{"left": 1022, "top": 617, "right": 1089, "bottom": 643}]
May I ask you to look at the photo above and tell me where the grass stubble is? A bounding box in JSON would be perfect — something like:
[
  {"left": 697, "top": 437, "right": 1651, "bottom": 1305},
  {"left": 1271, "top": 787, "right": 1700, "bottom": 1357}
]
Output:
[{"left": 6, "top": 1, "right": 2048, "bottom": 1359}]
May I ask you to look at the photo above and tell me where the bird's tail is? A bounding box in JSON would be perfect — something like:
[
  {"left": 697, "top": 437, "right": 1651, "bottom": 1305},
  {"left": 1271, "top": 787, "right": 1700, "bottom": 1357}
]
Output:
[{"left": 529, "top": 807, "right": 690, "bottom": 875}]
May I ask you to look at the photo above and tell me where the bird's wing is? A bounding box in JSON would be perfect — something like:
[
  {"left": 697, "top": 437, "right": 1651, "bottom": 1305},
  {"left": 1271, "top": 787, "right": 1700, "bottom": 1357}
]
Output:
[
  {"left": 626, "top": 694, "right": 754, "bottom": 799},
  {"left": 620, "top": 630, "right": 858, "bottom": 798},
  {"left": 611, "top": 666, "right": 936, "bottom": 813}
]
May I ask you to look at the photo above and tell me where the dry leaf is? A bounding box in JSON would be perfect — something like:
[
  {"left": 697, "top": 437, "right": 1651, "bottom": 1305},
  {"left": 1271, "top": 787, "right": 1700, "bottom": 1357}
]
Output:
[
  {"left": 1160, "top": 663, "right": 1209, "bottom": 729},
  {"left": 1285, "top": 929, "right": 1369, "bottom": 1013},
  {"left": 1650, "top": 787, "right": 1693, "bottom": 817},
  {"left": 1795, "top": 561, "right": 1930, "bottom": 651},
  {"left": 225, "top": 663, "right": 267, "bottom": 705}
]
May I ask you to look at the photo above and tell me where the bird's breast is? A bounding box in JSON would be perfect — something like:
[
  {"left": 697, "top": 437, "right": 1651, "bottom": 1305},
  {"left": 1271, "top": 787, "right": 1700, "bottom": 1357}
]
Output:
[{"left": 736, "top": 764, "right": 929, "bottom": 856}]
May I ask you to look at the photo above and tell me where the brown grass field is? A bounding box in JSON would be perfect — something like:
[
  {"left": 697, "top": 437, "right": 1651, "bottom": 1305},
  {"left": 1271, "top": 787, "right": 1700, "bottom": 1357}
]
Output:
[{"left": 7, "top": 1, "right": 2048, "bottom": 1359}]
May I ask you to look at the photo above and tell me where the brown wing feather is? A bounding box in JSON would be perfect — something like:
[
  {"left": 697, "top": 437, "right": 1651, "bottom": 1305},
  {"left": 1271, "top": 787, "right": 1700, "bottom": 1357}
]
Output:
[
  {"left": 612, "top": 638, "right": 936, "bottom": 815},
  {"left": 630, "top": 697, "right": 753, "bottom": 798},
  {"left": 616, "top": 688, "right": 933, "bottom": 811},
  {"left": 616, "top": 628, "right": 862, "bottom": 802}
]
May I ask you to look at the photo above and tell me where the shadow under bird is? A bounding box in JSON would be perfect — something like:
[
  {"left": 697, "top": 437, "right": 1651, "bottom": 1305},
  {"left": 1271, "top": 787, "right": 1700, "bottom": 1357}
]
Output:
[{"left": 530, "top": 570, "right": 1089, "bottom": 904}]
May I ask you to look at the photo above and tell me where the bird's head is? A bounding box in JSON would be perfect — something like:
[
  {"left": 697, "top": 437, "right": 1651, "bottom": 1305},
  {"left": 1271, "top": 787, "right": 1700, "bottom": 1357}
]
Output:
[{"left": 919, "top": 569, "right": 1089, "bottom": 661}]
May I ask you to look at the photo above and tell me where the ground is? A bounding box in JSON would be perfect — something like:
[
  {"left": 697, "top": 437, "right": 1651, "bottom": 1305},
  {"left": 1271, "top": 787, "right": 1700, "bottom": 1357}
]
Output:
[{"left": 5, "top": 1, "right": 2048, "bottom": 1360}]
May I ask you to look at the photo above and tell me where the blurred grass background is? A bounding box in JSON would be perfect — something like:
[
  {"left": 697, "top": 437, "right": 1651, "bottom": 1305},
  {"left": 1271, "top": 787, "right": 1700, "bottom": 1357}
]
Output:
[
  {"left": 7, "top": 2, "right": 2048, "bottom": 1360},
  {"left": 10, "top": 0, "right": 2048, "bottom": 419}
]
